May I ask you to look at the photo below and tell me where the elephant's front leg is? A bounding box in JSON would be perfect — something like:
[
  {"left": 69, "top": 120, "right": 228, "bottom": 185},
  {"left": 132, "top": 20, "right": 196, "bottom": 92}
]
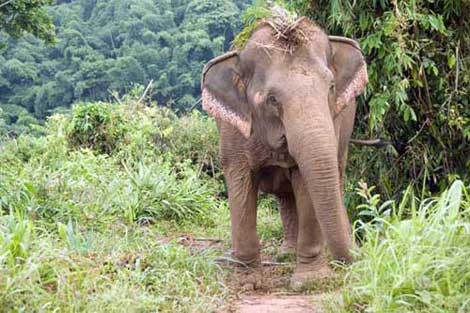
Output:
[
  {"left": 225, "top": 165, "right": 260, "bottom": 265},
  {"left": 290, "top": 169, "right": 333, "bottom": 288}
]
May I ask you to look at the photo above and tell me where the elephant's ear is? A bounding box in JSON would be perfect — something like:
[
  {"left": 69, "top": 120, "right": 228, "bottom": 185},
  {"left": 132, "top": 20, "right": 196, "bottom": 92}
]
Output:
[
  {"left": 329, "top": 36, "right": 368, "bottom": 117},
  {"left": 201, "top": 51, "right": 252, "bottom": 138}
]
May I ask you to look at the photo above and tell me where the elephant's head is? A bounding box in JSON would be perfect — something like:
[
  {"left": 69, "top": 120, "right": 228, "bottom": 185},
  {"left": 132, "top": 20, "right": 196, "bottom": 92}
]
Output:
[{"left": 201, "top": 17, "right": 367, "bottom": 262}]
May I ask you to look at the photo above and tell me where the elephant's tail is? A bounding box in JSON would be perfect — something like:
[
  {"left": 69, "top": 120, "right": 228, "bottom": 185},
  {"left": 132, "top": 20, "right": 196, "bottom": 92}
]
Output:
[{"left": 349, "top": 138, "right": 392, "bottom": 147}]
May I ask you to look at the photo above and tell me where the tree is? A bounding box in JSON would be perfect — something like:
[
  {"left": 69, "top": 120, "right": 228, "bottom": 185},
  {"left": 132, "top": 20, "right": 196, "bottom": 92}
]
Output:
[{"left": 0, "top": 0, "right": 56, "bottom": 44}]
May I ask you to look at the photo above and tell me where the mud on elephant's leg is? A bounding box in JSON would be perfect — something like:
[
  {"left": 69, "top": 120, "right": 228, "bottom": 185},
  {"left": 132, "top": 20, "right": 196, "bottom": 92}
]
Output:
[
  {"left": 290, "top": 169, "right": 334, "bottom": 289},
  {"left": 224, "top": 165, "right": 261, "bottom": 266},
  {"left": 277, "top": 193, "right": 298, "bottom": 255}
]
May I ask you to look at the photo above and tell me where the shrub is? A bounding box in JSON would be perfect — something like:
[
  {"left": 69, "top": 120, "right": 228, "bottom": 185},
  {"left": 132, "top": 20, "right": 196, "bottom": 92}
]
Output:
[
  {"left": 1, "top": 99, "right": 223, "bottom": 226},
  {"left": 66, "top": 102, "right": 127, "bottom": 154},
  {"left": 340, "top": 180, "right": 470, "bottom": 312},
  {"left": 119, "top": 160, "right": 221, "bottom": 225}
]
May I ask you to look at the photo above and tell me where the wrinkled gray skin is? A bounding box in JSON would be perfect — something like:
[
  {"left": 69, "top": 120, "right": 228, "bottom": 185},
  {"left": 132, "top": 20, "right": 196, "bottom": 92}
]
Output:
[{"left": 201, "top": 18, "right": 367, "bottom": 286}]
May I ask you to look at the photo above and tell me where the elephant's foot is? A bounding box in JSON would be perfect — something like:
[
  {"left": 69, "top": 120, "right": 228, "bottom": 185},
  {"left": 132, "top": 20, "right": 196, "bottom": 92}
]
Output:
[
  {"left": 279, "top": 240, "right": 296, "bottom": 255},
  {"left": 215, "top": 249, "right": 261, "bottom": 268},
  {"left": 276, "top": 240, "right": 296, "bottom": 262},
  {"left": 290, "top": 255, "right": 335, "bottom": 290}
]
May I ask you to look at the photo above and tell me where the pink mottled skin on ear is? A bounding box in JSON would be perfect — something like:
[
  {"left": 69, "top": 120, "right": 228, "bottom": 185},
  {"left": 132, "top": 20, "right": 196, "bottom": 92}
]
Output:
[
  {"left": 202, "top": 88, "right": 251, "bottom": 138},
  {"left": 334, "top": 64, "right": 368, "bottom": 118}
]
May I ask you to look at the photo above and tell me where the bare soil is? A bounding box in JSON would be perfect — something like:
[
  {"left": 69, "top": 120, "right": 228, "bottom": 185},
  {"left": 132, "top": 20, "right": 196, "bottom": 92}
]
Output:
[
  {"left": 235, "top": 294, "right": 326, "bottom": 313},
  {"left": 176, "top": 235, "right": 336, "bottom": 313},
  {"left": 220, "top": 253, "right": 334, "bottom": 313}
]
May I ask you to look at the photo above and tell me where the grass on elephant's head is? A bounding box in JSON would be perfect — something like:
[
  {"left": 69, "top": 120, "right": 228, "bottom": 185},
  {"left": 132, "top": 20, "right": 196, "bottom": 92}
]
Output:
[{"left": 336, "top": 180, "right": 470, "bottom": 312}]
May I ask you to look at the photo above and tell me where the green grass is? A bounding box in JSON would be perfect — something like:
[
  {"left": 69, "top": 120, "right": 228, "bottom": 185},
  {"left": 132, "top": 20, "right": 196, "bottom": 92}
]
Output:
[
  {"left": 338, "top": 181, "right": 470, "bottom": 312},
  {"left": 0, "top": 99, "right": 232, "bottom": 312},
  {"left": 0, "top": 218, "right": 228, "bottom": 312},
  {"left": 0, "top": 97, "right": 292, "bottom": 312}
]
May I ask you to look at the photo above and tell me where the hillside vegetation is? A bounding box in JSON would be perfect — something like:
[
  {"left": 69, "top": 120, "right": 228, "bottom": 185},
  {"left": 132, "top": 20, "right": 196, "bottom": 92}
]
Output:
[
  {"left": 0, "top": 96, "right": 230, "bottom": 311},
  {"left": 0, "top": 0, "right": 250, "bottom": 122},
  {"left": 2, "top": 0, "right": 469, "bottom": 199}
]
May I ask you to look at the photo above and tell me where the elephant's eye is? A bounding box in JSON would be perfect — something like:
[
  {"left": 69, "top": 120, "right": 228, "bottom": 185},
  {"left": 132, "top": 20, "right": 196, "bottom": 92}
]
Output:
[{"left": 267, "top": 95, "right": 280, "bottom": 107}]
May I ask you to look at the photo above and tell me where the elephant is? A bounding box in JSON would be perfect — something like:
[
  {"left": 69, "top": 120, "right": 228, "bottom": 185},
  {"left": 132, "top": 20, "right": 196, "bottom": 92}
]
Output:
[{"left": 201, "top": 14, "right": 368, "bottom": 287}]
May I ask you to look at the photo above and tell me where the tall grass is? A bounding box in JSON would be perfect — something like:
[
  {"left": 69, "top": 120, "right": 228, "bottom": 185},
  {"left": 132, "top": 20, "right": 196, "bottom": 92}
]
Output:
[
  {"left": 0, "top": 98, "right": 229, "bottom": 311},
  {"left": 0, "top": 219, "right": 226, "bottom": 312},
  {"left": 340, "top": 180, "right": 470, "bottom": 312},
  {"left": 0, "top": 101, "right": 222, "bottom": 225}
]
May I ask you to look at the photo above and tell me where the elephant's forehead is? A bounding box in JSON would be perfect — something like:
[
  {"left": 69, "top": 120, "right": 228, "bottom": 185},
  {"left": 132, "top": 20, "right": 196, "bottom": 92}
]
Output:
[
  {"left": 245, "top": 20, "right": 327, "bottom": 50},
  {"left": 240, "top": 21, "right": 329, "bottom": 70}
]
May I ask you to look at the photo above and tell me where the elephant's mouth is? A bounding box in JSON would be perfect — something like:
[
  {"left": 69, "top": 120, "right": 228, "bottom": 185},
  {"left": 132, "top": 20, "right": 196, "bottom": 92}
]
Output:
[
  {"left": 264, "top": 132, "right": 285, "bottom": 150},
  {"left": 267, "top": 150, "right": 297, "bottom": 168},
  {"left": 269, "top": 134, "right": 288, "bottom": 151}
]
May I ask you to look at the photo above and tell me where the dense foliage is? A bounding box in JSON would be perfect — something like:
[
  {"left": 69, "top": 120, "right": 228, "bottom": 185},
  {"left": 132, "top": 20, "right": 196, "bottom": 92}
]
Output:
[
  {"left": 1, "top": 94, "right": 469, "bottom": 311},
  {"left": 1, "top": 98, "right": 221, "bottom": 225},
  {"left": 0, "top": 96, "right": 220, "bottom": 310},
  {"left": 1, "top": 2, "right": 470, "bottom": 311},
  {"left": 0, "top": 0, "right": 56, "bottom": 44},
  {"left": 286, "top": 0, "right": 470, "bottom": 198},
  {"left": 0, "top": 0, "right": 250, "bottom": 124},
  {"left": 3, "top": 0, "right": 468, "bottom": 199}
]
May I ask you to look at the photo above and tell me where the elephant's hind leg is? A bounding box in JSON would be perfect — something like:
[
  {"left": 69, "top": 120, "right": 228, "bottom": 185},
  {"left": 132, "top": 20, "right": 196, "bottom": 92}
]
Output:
[{"left": 276, "top": 193, "right": 298, "bottom": 254}]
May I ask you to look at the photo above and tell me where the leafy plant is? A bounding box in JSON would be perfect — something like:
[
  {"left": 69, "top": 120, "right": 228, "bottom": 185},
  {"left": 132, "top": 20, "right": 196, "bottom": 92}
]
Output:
[
  {"left": 66, "top": 102, "right": 127, "bottom": 154},
  {"left": 0, "top": 216, "right": 34, "bottom": 267},
  {"left": 341, "top": 180, "right": 470, "bottom": 312},
  {"left": 232, "top": 0, "right": 273, "bottom": 49}
]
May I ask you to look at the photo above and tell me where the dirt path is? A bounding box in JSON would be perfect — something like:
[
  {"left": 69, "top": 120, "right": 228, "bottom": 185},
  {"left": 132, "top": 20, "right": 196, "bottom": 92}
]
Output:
[
  {"left": 221, "top": 254, "right": 335, "bottom": 313},
  {"left": 175, "top": 235, "right": 336, "bottom": 313},
  {"left": 235, "top": 294, "right": 325, "bottom": 313}
]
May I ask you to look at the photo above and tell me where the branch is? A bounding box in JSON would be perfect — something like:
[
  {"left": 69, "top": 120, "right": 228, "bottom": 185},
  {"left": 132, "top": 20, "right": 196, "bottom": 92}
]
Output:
[
  {"left": 137, "top": 79, "right": 154, "bottom": 105},
  {"left": 108, "top": 89, "right": 122, "bottom": 104},
  {"left": 189, "top": 98, "right": 201, "bottom": 111},
  {"left": 0, "top": 0, "right": 15, "bottom": 9},
  {"left": 193, "top": 237, "right": 221, "bottom": 242},
  {"left": 261, "top": 261, "right": 290, "bottom": 267}
]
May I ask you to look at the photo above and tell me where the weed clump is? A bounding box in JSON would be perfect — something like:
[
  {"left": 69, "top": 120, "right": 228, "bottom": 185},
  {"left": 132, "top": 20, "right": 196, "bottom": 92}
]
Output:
[
  {"left": 231, "top": 2, "right": 299, "bottom": 49},
  {"left": 340, "top": 181, "right": 470, "bottom": 312},
  {"left": 66, "top": 102, "right": 127, "bottom": 154}
]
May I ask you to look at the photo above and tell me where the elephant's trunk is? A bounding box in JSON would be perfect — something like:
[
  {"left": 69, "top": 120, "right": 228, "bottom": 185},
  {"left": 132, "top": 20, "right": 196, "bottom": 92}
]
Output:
[{"left": 285, "top": 103, "right": 353, "bottom": 263}]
